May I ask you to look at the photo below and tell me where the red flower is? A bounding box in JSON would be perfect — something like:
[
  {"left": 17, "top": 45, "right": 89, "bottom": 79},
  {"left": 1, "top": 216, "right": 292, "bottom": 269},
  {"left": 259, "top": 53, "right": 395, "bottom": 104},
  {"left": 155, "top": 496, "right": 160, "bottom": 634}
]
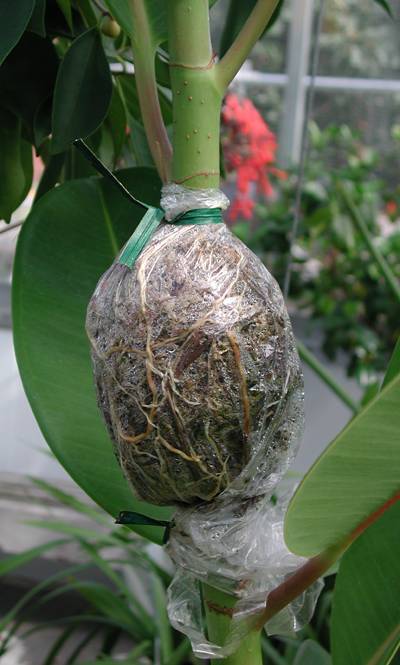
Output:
[
  {"left": 222, "top": 94, "right": 284, "bottom": 221},
  {"left": 229, "top": 198, "right": 255, "bottom": 221},
  {"left": 385, "top": 200, "right": 397, "bottom": 217}
]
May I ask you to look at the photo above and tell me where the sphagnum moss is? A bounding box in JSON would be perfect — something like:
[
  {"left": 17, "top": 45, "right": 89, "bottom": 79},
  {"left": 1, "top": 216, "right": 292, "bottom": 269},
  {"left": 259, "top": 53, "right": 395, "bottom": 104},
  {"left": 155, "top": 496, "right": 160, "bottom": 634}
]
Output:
[{"left": 86, "top": 222, "right": 303, "bottom": 506}]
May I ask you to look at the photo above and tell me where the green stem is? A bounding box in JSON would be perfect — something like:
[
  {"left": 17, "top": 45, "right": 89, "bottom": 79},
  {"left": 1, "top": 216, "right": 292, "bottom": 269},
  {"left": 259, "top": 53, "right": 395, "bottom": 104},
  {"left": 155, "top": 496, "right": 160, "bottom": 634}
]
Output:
[
  {"left": 129, "top": 0, "right": 172, "bottom": 182},
  {"left": 297, "top": 339, "right": 360, "bottom": 415},
  {"left": 216, "top": 0, "right": 280, "bottom": 91},
  {"left": 168, "top": 0, "right": 222, "bottom": 188},
  {"left": 339, "top": 184, "right": 400, "bottom": 304},
  {"left": 203, "top": 584, "right": 263, "bottom": 665}
]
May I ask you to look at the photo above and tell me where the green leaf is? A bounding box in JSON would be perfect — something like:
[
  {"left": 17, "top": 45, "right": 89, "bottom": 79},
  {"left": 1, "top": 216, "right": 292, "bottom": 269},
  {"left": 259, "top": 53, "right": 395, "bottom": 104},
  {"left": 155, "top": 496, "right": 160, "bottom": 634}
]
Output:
[
  {"left": 106, "top": 80, "right": 128, "bottom": 164},
  {"left": 331, "top": 501, "right": 400, "bottom": 665},
  {"left": 0, "top": 563, "right": 90, "bottom": 631},
  {"left": 30, "top": 477, "right": 110, "bottom": 524},
  {"left": 42, "top": 624, "right": 76, "bottom": 665},
  {"left": 79, "top": 644, "right": 151, "bottom": 665},
  {"left": 284, "top": 374, "right": 400, "bottom": 556},
  {"left": 382, "top": 336, "right": 400, "bottom": 388},
  {"left": 0, "top": 109, "right": 33, "bottom": 222},
  {"left": 41, "top": 581, "right": 144, "bottom": 637},
  {"left": 51, "top": 28, "right": 112, "bottom": 153},
  {"left": 33, "top": 95, "right": 53, "bottom": 148},
  {"left": 219, "top": 0, "right": 285, "bottom": 57},
  {"left": 294, "top": 640, "right": 331, "bottom": 664},
  {"left": 34, "top": 151, "right": 65, "bottom": 202},
  {"left": 64, "top": 626, "right": 100, "bottom": 665},
  {"left": 164, "top": 639, "right": 192, "bottom": 665},
  {"left": 0, "top": 32, "right": 59, "bottom": 139},
  {"left": 0, "top": 538, "right": 67, "bottom": 577},
  {"left": 12, "top": 168, "right": 172, "bottom": 543},
  {"left": 152, "top": 574, "right": 173, "bottom": 663},
  {"left": 0, "top": 0, "right": 35, "bottom": 66},
  {"left": 373, "top": 0, "right": 393, "bottom": 17},
  {"left": 104, "top": 0, "right": 167, "bottom": 48},
  {"left": 28, "top": 0, "right": 47, "bottom": 37},
  {"left": 56, "top": 0, "right": 73, "bottom": 30},
  {"left": 78, "top": 541, "right": 155, "bottom": 635},
  {"left": 25, "top": 520, "right": 118, "bottom": 543}
]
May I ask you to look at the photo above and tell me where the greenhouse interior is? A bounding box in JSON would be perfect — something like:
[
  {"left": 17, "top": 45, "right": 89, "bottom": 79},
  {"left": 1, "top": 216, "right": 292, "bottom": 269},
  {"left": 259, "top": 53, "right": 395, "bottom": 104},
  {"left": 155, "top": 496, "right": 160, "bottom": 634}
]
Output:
[{"left": 0, "top": 0, "right": 399, "bottom": 664}]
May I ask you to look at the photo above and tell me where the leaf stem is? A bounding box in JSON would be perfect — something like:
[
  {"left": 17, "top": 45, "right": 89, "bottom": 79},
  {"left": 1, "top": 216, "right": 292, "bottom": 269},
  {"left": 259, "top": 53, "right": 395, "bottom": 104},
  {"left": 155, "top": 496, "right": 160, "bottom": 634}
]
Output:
[
  {"left": 129, "top": 0, "right": 172, "bottom": 182},
  {"left": 254, "top": 489, "right": 400, "bottom": 630},
  {"left": 215, "top": 0, "right": 280, "bottom": 92},
  {"left": 339, "top": 184, "right": 400, "bottom": 304},
  {"left": 297, "top": 339, "right": 360, "bottom": 414}
]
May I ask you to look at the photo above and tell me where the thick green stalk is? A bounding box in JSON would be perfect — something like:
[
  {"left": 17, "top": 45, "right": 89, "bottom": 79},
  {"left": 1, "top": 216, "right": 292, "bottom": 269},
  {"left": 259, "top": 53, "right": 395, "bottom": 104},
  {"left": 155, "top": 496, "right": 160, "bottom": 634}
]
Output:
[
  {"left": 168, "top": 0, "right": 222, "bottom": 188},
  {"left": 203, "top": 585, "right": 263, "bottom": 665}
]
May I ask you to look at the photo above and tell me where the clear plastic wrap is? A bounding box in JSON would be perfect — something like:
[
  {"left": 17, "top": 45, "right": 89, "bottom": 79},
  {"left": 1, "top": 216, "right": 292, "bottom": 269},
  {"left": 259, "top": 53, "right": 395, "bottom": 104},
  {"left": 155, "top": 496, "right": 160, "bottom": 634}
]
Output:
[
  {"left": 167, "top": 482, "right": 324, "bottom": 658},
  {"left": 86, "top": 184, "right": 321, "bottom": 658},
  {"left": 160, "top": 182, "right": 229, "bottom": 220}
]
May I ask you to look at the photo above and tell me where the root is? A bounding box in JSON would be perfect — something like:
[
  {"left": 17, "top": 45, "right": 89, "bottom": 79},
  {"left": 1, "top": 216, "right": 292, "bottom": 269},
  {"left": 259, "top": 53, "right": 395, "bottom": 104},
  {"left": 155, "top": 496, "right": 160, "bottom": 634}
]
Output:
[{"left": 227, "top": 331, "right": 251, "bottom": 444}]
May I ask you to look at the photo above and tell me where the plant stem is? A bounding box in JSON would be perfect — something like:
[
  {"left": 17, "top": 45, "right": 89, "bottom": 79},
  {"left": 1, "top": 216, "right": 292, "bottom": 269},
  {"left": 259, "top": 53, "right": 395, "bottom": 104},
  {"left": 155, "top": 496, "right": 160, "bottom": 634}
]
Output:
[
  {"left": 339, "top": 184, "right": 400, "bottom": 304},
  {"left": 254, "top": 489, "right": 400, "bottom": 630},
  {"left": 216, "top": 0, "right": 280, "bottom": 92},
  {"left": 129, "top": 1, "right": 172, "bottom": 182},
  {"left": 168, "top": 0, "right": 222, "bottom": 188},
  {"left": 297, "top": 340, "right": 360, "bottom": 414},
  {"left": 202, "top": 584, "right": 263, "bottom": 665}
]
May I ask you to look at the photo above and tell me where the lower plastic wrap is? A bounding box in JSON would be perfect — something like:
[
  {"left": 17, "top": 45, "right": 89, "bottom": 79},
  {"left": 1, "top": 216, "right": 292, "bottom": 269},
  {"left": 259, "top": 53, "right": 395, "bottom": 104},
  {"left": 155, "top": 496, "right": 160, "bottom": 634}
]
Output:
[{"left": 167, "top": 482, "right": 324, "bottom": 659}]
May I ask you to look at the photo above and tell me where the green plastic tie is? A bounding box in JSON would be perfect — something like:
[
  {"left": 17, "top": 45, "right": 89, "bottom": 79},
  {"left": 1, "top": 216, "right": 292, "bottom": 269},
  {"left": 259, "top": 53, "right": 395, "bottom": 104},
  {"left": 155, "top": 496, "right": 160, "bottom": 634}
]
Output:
[
  {"left": 119, "top": 207, "right": 223, "bottom": 269},
  {"left": 173, "top": 208, "right": 223, "bottom": 226},
  {"left": 118, "top": 206, "right": 165, "bottom": 268}
]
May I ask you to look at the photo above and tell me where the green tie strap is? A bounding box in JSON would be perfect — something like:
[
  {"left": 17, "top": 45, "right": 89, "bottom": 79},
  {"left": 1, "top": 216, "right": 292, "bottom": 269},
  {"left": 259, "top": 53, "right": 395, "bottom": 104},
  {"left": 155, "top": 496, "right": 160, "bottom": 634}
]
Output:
[{"left": 118, "top": 207, "right": 223, "bottom": 269}]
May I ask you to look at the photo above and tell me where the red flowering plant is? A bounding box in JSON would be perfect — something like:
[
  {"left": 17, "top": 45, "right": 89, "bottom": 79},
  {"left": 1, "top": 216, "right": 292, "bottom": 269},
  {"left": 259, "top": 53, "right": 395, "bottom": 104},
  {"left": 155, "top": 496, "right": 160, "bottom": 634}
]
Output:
[{"left": 221, "top": 93, "right": 286, "bottom": 221}]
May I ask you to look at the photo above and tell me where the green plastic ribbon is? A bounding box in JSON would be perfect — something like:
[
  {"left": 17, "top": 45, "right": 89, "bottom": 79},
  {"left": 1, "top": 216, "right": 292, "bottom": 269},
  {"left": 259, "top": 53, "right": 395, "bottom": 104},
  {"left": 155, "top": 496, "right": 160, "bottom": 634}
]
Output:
[{"left": 118, "top": 207, "right": 223, "bottom": 269}]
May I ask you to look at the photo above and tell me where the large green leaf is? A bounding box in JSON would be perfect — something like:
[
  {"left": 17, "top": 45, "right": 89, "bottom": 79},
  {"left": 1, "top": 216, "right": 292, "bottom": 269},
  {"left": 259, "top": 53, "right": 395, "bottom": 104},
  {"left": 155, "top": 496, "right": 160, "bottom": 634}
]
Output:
[
  {"left": 106, "top": 80, "right": 128, "bottom": 164},
  {"left": 331, "top": 501, "right": 400, "bottom": 665},
  {"left": 284, "top": 374, "right": 400, "bottom": 556},
  {"left": 51, "top": 28, "right": 112, "bottom": 153},
  {"left": 0, "top": 0, "right": 35, "bottom": 66},
  {"left": 0, "top": 32, "right": 59, "bottom": 138},
  {"left": 0, "top": 109, "right": 33, "bottom": 222},
  {"left": 56, "top": 0, "right": 73, "bottom": 31},
  {"left": 12, "top": 168, "right": 172, "bottom": 543},
  {"left": 27, "top": 0, "right": 47, "bottom": 37}
]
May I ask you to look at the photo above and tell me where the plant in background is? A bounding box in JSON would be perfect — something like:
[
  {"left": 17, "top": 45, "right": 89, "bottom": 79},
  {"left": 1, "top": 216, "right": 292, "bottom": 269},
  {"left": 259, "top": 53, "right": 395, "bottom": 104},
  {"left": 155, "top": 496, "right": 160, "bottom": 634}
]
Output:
[
  {"left": 232, "top": 122, "right": 400, "bottom": 388},
  {"left": 221, "top": 93, "right": 286, "bottom": 221},
  {"left": 1, "top": 0, "right": 399, "bottom": 664}
]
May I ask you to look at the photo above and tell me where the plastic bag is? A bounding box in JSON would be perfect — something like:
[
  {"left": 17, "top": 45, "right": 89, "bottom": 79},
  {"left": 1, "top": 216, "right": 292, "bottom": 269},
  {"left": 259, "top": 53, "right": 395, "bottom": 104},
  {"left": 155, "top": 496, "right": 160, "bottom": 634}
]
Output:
[{"left": 86, "top": 184, "right": 321, "bottom": 658}]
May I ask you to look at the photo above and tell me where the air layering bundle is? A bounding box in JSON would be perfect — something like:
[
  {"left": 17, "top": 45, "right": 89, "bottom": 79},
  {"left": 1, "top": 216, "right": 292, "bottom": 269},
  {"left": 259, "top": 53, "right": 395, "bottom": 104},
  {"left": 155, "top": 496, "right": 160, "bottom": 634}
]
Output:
[
  {"left": 85, "top": 184, "right": 315, "bottom": 657},
  {"left": 86, "top": 186, "right": 304, "bottom": 507}
]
